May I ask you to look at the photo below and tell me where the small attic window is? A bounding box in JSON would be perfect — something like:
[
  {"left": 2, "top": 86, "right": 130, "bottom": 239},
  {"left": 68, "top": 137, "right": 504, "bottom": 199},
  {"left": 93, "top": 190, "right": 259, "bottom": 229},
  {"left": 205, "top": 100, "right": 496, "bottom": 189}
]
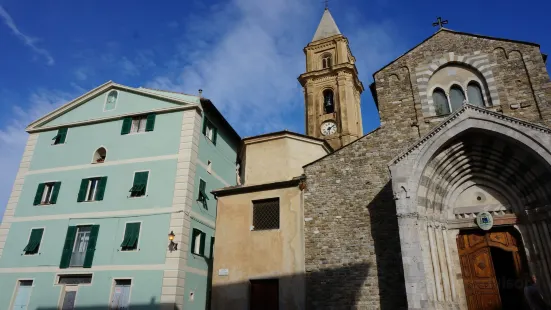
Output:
[
  {"left": 93, "top": 147, "right": 107, "bottom": 164},
  {"left": 104, "top": 90, "right": 118, "bottom": 111}
]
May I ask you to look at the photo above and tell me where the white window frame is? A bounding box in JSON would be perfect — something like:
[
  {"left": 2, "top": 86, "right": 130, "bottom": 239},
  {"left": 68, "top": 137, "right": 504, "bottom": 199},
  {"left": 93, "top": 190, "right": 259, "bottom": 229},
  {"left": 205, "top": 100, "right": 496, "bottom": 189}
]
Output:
[
  {"left": 120, "top": 221, "right": 142, "bottom": 252},
  {"left": 103, "top": 90, "right": 119, "bottom": 112},
  {"left": 108, "top": 278, "right": 133, "bottom": 309},
  {"left": 23, "top": 227, "right": 46, "bottom": 256},
  {"left": 85, "top": 178, "right": 100, "bottom": 202},
  {"left": 191, "top": 229, "right": 205, "bottom": 256},
  {"left": 207, "top": 160, "right": 212, "bottom": 174},
  {"left": 91, "top": 146, "right": 108, "bottom": 164},
  {"left": 129, "top": 115, "right": 148, "bottom": 134},
  {"left": 40, "top": 181, "right": 57, "bottom": 205},
  {"left": 205, "top": 123, "right": 214, "bottom": 141},
  {"left": 8, "top": 278, "right": 34, "bottom": 310}
]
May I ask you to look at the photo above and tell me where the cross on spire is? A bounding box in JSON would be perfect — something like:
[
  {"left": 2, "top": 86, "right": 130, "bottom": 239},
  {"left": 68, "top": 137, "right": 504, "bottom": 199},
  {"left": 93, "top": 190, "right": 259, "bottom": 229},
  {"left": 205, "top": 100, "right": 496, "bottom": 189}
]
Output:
[
  {"left": 432, "top": 17, "right": 448, "bottom": 29},
  {"left": 323, "top": 0, "right": 330, "bottom": 9}
]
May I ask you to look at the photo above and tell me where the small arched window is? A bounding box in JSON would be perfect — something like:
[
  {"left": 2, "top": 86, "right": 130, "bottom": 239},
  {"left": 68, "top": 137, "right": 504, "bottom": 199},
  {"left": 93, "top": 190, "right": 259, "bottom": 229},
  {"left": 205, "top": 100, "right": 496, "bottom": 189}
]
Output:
[
  {"left": 322, "top": 54, "right": 332, "bottom": 69},
  {"left": 467, "top": 82, "right": 485, "bottom": 107},
  {"left": 93, "top": 147, "right": 107, "bottom": 163},
  {"left": 105, "top": 90, "right": 118, "bottom": 111},
  {"left": 449, "top": 85, "right": 466, "bottom": 112},
  {"left": 323, "top": 90, "right": 335, "bottom": 114},
  {"left": 432, "top": 88, "right": 450, "bottom": 116}
]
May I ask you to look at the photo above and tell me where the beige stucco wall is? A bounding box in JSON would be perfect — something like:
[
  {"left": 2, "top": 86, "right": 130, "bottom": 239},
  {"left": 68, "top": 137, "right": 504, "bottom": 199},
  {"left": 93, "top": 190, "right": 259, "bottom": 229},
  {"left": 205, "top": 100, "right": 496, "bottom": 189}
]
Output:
[
  {"left": 211, "top": 187, "right": 305, "bottom": 310},
  {"left": 242, "top": 136, "right": 328, "bottom": 185}
]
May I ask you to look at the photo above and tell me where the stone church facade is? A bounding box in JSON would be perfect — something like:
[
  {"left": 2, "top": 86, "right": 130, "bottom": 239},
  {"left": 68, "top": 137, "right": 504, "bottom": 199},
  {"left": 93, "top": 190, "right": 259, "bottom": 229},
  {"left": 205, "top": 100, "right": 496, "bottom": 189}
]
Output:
[{"left": 301, "top": 9, "right": 551, "bottom": 310}]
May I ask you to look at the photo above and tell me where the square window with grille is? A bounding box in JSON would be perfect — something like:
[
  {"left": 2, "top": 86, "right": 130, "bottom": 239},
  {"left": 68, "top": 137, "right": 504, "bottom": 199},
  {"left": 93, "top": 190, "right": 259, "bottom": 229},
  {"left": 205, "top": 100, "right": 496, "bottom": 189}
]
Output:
[{"left": 252, "top": 198, "right": 280, "bottom": 230}]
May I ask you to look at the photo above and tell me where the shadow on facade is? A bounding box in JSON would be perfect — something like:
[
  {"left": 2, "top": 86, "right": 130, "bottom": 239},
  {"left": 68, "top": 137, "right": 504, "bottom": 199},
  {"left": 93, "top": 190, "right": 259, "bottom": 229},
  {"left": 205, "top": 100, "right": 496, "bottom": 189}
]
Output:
[
  {"left": 366, "top": 181, "right": 408, "bottom": 310},
  {"left": 38, "top": 182, "right": 408, "bottom": 310}
]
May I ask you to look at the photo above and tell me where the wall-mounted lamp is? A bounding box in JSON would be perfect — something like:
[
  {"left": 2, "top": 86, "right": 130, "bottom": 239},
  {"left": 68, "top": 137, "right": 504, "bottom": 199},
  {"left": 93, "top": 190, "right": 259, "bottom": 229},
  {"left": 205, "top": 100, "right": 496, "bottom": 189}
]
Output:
[{"left": 168, "top": 231, "right": 178, "bottom": 252}]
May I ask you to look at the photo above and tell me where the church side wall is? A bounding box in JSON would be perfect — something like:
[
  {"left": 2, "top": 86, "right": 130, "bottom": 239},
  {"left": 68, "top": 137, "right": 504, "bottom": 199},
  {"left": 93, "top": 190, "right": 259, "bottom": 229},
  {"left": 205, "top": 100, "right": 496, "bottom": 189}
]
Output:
[{"left": 303, "top": 128, "right": 412, "bottom": 309}]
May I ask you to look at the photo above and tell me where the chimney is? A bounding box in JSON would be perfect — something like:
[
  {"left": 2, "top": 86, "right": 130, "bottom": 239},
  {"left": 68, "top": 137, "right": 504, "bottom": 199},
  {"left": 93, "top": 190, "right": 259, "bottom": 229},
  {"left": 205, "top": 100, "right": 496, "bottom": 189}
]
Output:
[{"left": 198, "top": 89, "right": 203, "bottom": 97}]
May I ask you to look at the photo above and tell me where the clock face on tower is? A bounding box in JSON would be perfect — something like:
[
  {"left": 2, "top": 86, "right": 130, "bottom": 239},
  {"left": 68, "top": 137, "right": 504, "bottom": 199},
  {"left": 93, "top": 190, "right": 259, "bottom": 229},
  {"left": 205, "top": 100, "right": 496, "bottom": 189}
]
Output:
[{"left": 321, "top": 121, "right": 338, "bottom": 136}]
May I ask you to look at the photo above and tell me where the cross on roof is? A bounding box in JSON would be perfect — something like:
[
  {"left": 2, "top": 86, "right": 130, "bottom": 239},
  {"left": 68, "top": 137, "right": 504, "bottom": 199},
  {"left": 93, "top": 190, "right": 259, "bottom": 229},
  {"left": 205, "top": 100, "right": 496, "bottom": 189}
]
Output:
[
  {"left": 323, "top": 0, "right": 330, "bottom": 9},
  {"left": 432, "top": 17, "right": 448, "bottom": 29}
]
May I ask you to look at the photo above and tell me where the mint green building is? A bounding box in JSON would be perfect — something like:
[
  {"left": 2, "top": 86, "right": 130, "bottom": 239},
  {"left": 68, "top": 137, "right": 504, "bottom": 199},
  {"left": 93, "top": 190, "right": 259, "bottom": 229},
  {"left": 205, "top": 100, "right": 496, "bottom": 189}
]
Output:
[{"left": 0, "top": 81, "right": 240, "bottom": 310}]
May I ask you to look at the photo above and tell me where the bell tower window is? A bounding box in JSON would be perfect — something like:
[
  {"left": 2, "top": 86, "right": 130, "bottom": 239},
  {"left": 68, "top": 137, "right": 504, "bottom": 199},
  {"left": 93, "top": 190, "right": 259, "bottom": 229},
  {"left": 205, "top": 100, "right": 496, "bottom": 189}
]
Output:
[
  {"left": 323, "top": 90, "right": 335, "bottom": 114},
  {"left": 322, "top": 54, "right": 332, "bottom": 69}
]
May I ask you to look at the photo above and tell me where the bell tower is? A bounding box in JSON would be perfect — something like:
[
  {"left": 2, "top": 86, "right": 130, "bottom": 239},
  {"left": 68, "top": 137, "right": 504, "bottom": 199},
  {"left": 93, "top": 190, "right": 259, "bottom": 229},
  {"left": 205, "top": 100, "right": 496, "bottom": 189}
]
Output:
[{"left": 298, "top": 8, "right": 364, "bottom": 150}]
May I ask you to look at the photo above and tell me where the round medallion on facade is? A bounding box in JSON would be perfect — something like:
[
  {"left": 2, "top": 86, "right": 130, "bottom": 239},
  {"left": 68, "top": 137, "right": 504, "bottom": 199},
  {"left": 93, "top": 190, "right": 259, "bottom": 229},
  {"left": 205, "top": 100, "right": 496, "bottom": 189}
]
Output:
[
  {"left": 321, "top": 121, "right": 337, "bottom": 136},
  {"left": 476, "top": 211, "right": 494, "bottom": 231}
]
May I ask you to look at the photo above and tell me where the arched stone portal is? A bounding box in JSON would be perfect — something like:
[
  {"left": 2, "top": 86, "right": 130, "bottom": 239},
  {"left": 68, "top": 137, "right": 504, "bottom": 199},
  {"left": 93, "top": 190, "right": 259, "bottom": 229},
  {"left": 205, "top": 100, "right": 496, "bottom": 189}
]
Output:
[{"left": 389, "top": 105, "right": 551, "bottom": 309}]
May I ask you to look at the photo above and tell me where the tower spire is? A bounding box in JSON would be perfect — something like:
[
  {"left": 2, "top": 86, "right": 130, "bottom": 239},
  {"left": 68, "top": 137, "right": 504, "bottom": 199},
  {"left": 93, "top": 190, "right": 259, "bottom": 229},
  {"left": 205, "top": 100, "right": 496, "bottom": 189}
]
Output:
[{"left": 312, "top": 8, "right": 341, "bottom": 42}]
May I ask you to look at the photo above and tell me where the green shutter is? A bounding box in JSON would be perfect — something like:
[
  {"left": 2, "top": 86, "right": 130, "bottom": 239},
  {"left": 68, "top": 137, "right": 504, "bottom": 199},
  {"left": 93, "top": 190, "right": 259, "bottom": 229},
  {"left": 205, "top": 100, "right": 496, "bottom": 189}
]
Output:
[
  {"left": 24, "top": 228, "right": 44, "bottom": 254},
  {"left": 202, "top": 118, "right": 208, "bottom": 135},
  {"left": 210, "top": 237, "right": 215, "bottom": 259},
  {"left": 121, "top": 223, "right": 140, "bottom": 250},
  {"left": 50, "top": 182, "right": 61, "bottom": 204},
  {"left": 95, "top": 177, "right": 108, "bottom": 201},
  {"left": 33, "top": 183, "right": 46, "bottom": 205},
  {"left": 191, "top": 229, "right": 198, "bottom": 254},
  {"left": 131, "top": 172, "right": 148, "bottom": 196},
  {"left": 199, "top": 232, "right": 206, "bottom": 256},
  {"left": 83, "top": 225, "right": 100, "bottom": 268},
  {"left": 198, "top": 179, "right": 209, "bottom": 201},
  {"left": 59, "top": 226, "right": 77, "bottom": 268},
  {"left": 145, "top": 114, "right": 156, "bottom": 132},
  {"left": 77, "top": 179, "right": 88, "bottom": 202},
  {"left": 212, "top": 127, "right": 218, "bottom": 145},
  {"left": 121, "top": 117, "right": 132, "bottom": 135},
  {"left": 58, "top": 128, "right": 68, "bottom": 144}
]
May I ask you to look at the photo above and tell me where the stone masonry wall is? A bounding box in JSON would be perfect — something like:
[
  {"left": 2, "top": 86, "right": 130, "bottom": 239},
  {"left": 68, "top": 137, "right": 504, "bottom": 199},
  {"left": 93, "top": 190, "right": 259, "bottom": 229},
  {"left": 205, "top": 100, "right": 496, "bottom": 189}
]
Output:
[{"left": 303, "top": 30, "right": 551, "bottom": 309}]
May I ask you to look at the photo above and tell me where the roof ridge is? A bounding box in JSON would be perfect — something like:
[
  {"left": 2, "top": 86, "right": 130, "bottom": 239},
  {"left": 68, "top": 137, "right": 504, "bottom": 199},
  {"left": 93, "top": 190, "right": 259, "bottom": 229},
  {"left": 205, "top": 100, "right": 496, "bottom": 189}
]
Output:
[{"left": 139, "top": 87, "right": 199, "bottom": 98}]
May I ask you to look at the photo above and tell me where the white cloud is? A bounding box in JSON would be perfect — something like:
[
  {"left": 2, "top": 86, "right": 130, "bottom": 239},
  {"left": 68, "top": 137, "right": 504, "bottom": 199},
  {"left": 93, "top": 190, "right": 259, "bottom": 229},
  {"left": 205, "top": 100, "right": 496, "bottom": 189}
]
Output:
[
  {"left": 0, "top": 89, "right": 72, "bottom": 219},
  {"left": 120, "top": 57, "right": 140, "bottom": 76},
  {"left": 0, "top": 5, "right": 54, "bottom": 65},
  {"left": 74, "top": 68, "right": 88, "bottom": 81},
  {"left": 146, "top": 0, "right": 403, "bottom": 136}
]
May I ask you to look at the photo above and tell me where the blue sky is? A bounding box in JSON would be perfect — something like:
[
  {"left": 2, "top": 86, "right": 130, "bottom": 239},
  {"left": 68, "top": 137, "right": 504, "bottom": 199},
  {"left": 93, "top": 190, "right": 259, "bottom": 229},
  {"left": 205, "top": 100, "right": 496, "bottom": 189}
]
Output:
[{"left": 1, "top": 0, "right": 550, "bottom": 216}]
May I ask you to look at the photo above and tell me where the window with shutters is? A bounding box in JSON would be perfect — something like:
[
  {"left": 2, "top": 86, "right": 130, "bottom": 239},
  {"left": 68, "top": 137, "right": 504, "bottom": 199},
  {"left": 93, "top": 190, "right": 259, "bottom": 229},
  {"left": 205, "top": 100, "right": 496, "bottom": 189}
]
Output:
[
  {"left": 11, "top": 280, "right": 33, "bottom": 310},
  {"left": 59, "top": 225, "right": 99, "bottom": 269},
  {"left": 52, "top": 128, "right": 68, "bottom": 145},
  {"left": 252, "top": 198, "right": 280, "bottom": 230},
  {"left": 33, "top": 182, "right": 61, "bottom": 205},
  {"left": 197, "top": 179, "right": 209, "bottom": 207},
  {"left": 77, "top": 177, "right": 107, "bottom": 202},
  {"left": 120, "top": 113, "right": 156, "bottom": 135},
  {"left": 23, "top": 228, "right": 44, "bottom": 255},
  {"left": 191, "top": 228, "right": 206, "bottom": 256},
  {"left": 202, "top": 118, "right": 218, "bottom": 144},
  {"left": 120, "top": 222, "right": 141, "bottom": 251},
  {"left": 129, "top": 171, "right": 149, "bottom": 198},
  {"left": 110, "top": 279, "right": 132, "bottom": 309}
]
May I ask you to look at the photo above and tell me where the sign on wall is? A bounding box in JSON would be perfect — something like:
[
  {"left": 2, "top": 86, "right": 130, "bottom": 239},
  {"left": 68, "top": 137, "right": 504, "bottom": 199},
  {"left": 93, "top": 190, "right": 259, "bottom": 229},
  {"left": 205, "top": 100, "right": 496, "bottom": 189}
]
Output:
[
  {"left": 476, "top": 211, "right": 494, "bottom": 231},
  {"left": 218, "top": 269, "right": 229, "bottom": 276}
]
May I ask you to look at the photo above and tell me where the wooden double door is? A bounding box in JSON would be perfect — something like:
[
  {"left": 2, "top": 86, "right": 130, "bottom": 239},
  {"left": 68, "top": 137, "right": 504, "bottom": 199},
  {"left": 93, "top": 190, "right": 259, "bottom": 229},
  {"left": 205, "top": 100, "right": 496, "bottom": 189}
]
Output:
[{"left": 457, "top": 229, "right": 527, "bottom": 310}]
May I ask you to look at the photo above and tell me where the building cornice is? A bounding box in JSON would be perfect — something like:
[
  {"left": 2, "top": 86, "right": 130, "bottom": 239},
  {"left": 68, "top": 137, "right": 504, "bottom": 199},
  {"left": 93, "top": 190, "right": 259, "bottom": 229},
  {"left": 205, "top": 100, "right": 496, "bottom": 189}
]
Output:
[
  {"left": 27, "top": 81, "right": 200, "bottom": 131},
  {"left": 212, "top": 176, "right": 305, "bottom": 198}
]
